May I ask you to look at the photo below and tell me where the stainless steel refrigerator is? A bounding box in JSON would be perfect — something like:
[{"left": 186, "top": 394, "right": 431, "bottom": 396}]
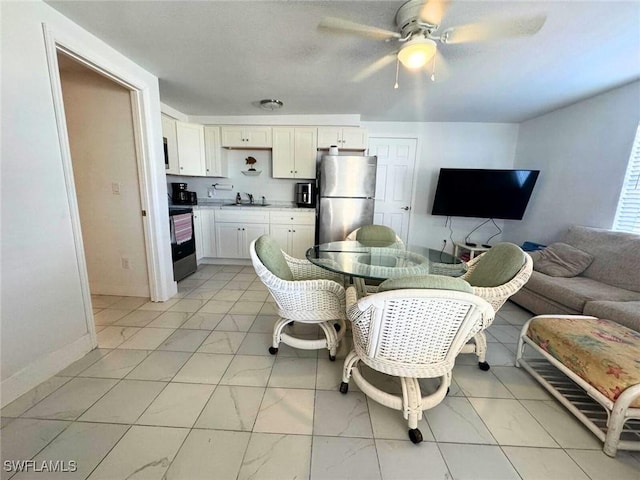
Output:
[{"left": 317, "top": 154, "right": 377, "bottom": 243}]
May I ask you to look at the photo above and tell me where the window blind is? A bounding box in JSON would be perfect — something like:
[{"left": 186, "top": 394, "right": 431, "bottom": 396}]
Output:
[{"left": 613, "top": 124, "right": 640, "bottom": 234}]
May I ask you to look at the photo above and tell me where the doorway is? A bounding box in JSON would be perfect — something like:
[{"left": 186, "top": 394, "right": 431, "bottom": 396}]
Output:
[{"left": 57, "top": 53, "right": 150, "bottom": 305}]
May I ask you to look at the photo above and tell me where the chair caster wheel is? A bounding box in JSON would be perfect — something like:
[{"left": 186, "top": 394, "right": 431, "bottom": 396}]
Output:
[
  {"left": 408, "top": 428, "right": 423, "bottom": 444},
  {"left": 478, "top": 361, "right": 490, "bottom": 371},
  {"left": 268, "top": 347, "right": 278, "bottom": 355},
  {"left": 339, "top": 382, "right": 349, "bottom": 394},
  {"left": 329, "top": 354, "right": 336, "bottom": 361},
  {"left": 334, "top": 323, "right": 341, "bottom": 332}
]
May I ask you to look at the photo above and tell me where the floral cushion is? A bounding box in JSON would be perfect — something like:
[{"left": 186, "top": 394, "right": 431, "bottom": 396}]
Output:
[{"left": 527, "top": 316, "right": 640, "bottom": 408}]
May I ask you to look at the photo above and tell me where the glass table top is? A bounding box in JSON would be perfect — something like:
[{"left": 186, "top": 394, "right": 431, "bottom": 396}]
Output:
[{"left": 305, "top": 241, "right": 464, "bottom": 281}]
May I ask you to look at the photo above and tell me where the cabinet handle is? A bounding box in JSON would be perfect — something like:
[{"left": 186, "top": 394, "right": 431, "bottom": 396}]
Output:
[
  {"left": 294, "top": 170, "right": 297, "bottom": 173},
  {"left": 292, "top": 230, "right": 296, "bottom": 233},
  {"left": 180, "top": 166, "right": 184, "bottom": 170},
  {"left": 242, "top": 228, "right": 245, "bottom": 231}
]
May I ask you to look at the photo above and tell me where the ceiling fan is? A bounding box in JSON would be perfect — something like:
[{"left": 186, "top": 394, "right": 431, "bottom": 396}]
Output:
[{"left": 318, "top": 0, "right": 546, "bottom": 84}]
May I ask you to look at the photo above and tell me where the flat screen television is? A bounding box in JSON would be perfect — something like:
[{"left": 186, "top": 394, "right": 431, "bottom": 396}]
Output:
[{"left": 431, "top": 168, "right": 540, "bottom": 220}]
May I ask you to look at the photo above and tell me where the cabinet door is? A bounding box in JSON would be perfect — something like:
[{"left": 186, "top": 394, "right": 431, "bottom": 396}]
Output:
[
  {"left": 176, "top": 122, "right": 206, "bottom": 176},
  {"left": 204, "top": 126, "right": 227, "bottom": 177},
  {"left": 290, "top": 225, "right": 315, "bottom": 259},
  {"left": 294, "top": 128, "right": 318, "bottom": 178},
  {"left": 317, "top": 127, "right": 342, "bottom": 149},
  {"left": 220, "top": 126, "right": 245, "bottom": 148},
  {"left": 270, "top": 224, "right": 291, "bottom": 254},
  {"left": 199, "top": 209, "right": 216, "bottom": 258},
  {"left": 161, "top": 114, "right": 180, "bottom": 175},
  {"left": 272, "top": 127, "right": 295, "bottom": 178},
  {"left": 341, "top": 127, "right": 368, "bottom": 150},
  {"left": 243, "top": 224, "right": 270, "bottom": 258},
  {"left": 193, "top": 209, "right": 204, "bottom": 262},
  {"left": 245, "top": 127, "right": 272, "bottom": 148},
  {"left": 215, "top": 223, "right": 242, "bottom": 258}
]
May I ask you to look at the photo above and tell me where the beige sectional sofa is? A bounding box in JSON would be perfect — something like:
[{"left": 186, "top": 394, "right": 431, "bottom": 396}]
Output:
[{"left": 511, "top": 225, "right": 640, "bottom": 331}]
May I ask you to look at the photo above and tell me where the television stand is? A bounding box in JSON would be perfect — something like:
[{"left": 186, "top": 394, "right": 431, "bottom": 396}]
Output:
[{"left": 453, "top": 241, "right": 490, "bottom": 261}]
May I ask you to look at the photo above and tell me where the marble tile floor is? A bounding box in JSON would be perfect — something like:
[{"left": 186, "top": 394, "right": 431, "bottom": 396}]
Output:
[{"left": 2, "top": 264, "right": 640, "bottom": 480}]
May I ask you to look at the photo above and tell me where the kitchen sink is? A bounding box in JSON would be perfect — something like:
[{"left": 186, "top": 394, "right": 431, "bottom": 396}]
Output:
[{"left": 222, "top": 203, "right": 271, "bottom": 207}]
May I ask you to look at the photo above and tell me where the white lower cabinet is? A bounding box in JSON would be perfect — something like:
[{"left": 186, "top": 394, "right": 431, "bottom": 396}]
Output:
[
  {"left": 270, "top": 211, "right": 316, "bottom": 258},
  {"left": 215, "top": 210, "right": 269, "bottom": 259},
  {"left": 194, "top": 208, "right": 216, "bottom": 261}
]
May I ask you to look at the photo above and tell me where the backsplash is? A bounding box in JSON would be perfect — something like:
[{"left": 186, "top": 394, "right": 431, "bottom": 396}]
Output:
[{"left": 167, "top": 149, "right": 316, "bottom": 203}]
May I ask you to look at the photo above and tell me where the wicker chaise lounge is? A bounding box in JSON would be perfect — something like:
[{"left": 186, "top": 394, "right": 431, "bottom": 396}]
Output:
[{"left": 517, "top": 314, "right": 640, "bottom": 456}]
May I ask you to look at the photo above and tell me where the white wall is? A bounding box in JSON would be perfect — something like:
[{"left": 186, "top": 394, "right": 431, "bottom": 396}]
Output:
[
  {"left": 60, "top": 62, "right": 150, "bottom": 297},
  {"left": 503, "top": 81, "right": 640, "bottom": 245},
  {"left": 363, "top": 122, "right": 520, "bottom": 253},
  {"left": 0, "top": 0, "right": 170, "bottom": 406}
]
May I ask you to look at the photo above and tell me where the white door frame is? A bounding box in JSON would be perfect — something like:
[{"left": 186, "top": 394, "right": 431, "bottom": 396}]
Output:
[
  {"left": 369, "top": 135, "right": 421, "bottom": 245},
  {"left": 42, "top": 23, "right": 174, "bottom": 346}
]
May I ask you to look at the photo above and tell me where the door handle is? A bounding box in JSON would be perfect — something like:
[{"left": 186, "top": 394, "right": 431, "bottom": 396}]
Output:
[{"left": 401, "top": 206, "right": 411, "bottom": 211}]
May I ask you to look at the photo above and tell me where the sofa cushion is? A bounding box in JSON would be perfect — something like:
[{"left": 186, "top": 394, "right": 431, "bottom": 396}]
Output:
[
  {"left": 255, "top": 235, "right": 293, "bottom": 281},
  {"left": 379, "top": 274, "right": 472, "bottom": 293},
  {"left": 584, "top": 301, "right": 640, "bottom": 333},
  {"left": 531, "top": 242, "right": 593, "bottom": 277},
  {"left": 465, "top": 242, "right": 525, "bottom": 288},
  {"left": 525, "top": 272, "right": 640, "bottom": 312},
  {"left": 562, "top": 226, "right": 640, "bottom": 293}
]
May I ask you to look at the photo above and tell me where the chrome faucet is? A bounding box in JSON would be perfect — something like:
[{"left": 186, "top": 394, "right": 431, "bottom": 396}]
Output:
[{"left": 246, "top": 193, "right": 254, "bottom": 205}]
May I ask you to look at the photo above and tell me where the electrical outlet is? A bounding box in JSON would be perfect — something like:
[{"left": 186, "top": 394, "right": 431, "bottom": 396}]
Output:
[
  {"left": 121, "top": 257, "right": 130, "bottom": 269},
  {"left": 112, "top": 182, "right": 121, "bottom": 195}
]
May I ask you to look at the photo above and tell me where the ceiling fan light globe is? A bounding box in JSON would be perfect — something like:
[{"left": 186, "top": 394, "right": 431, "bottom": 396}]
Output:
[{"left": 397, "top": 38, "right": 437, "bottom": 69}]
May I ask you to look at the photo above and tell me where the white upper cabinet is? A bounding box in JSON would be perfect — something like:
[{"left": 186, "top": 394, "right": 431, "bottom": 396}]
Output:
[
  {"left": 317, "top": 127, "right": 368, "bottom": 150},
  {"left": 161, "top": 114, "right": 180, "bottom": 175},
  {"left": 176, "top": 121, "right": 206, "bottom": 176},
  {"left": 272, "top": 127, "right": 317, "bottom": 179},
  {"left": 204, "top": 126, "right": 228, "bottom": 177},
  {"left": 221, "top": 126, "right": 272, "bottom": 148}
]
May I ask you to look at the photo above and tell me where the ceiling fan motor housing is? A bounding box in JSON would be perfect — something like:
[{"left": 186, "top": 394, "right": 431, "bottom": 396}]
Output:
[{"left": 396, "top": 0, "right": 439, "bottom": 37}]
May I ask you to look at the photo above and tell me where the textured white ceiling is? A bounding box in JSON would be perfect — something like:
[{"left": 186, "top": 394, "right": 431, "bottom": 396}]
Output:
[{"left": 46, "top": 0, "right": 640, "bottom": 122}]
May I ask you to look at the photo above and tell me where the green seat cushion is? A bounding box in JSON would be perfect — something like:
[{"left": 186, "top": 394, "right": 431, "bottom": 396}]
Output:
[
  {"left": 378, "top": 274, "right": 473, "bottom": 293},
  {"left": 465, "top": 242, "right": 525, "bottom": 288},
  {"left": 356, "top": 225, "right": 398, "bottom": 247},
  {"left": 255, "top": 235, "right": 294, "bottom": 281}
]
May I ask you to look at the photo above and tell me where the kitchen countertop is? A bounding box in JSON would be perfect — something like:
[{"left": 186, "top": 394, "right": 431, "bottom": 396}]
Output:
[{"left": 192, "top": 200, "right": 315, "bottom": 211}]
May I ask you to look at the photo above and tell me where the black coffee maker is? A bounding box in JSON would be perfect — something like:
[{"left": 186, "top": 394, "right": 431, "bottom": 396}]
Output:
[
  {"left": 171, "top": 182, "right": 197, "bottom": 205},
  {"left": 295, "top": 182, "right": 316, "bottom": 208}
]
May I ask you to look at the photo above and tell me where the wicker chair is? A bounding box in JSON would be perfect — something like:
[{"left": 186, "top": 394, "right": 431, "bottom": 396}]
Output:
[
  {"left": 458, "top": 244, "right": 534, "bottom": 370},
  {"left": 340, "top": 285, "right": 494, "bottom": 443},
  {"left": 249, "top": 237, "right": 347, "bottom": 360},
  {"left": 346, "top": 225, "right": 405, "bottom": 248}
]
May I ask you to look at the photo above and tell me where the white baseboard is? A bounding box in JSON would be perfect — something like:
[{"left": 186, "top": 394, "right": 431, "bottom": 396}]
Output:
[
  {"left": 1, "top": 333, "right": 95, "bottom": 408},
  {"left": 89, "top": 283, "right": 151, "bottom": 298}
]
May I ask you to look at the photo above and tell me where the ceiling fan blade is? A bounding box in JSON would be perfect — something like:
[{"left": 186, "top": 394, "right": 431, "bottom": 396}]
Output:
[
  {"left": 352, "top": 54, "right": 397, "bottom": 82},
  {"left": 318, "top": 17, "right": 401, "bottom": 40},
  {"left": 420, "top": 0, "right": 451, "bottom": 26},
  {"left": 441, "top": 14, "right": 546, "bottom": 44}
]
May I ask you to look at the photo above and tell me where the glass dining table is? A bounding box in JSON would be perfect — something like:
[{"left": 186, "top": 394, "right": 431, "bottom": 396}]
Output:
[{"left": 305, "top": 240, "right": 465, "bottom": 295}]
